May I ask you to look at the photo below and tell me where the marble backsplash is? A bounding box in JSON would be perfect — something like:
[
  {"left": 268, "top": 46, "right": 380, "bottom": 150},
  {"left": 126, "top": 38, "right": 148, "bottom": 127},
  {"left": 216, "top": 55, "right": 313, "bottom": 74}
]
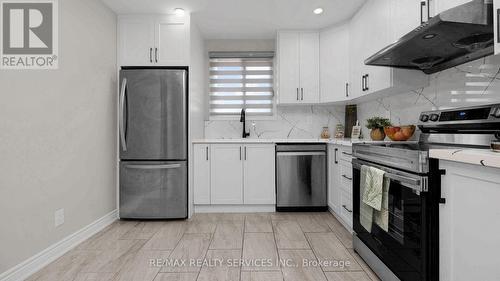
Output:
[
  {"left": 205, "top": 55, "right": 500, "bottom": 140},
  {"left": 205, "top": 105, "right": 346, "bottom": 139}
]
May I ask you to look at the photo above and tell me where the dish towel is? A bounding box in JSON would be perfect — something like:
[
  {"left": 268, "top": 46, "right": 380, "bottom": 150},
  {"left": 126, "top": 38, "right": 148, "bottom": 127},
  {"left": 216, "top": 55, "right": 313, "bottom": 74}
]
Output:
[
  {"left": 374, "top": 177, "right": 390, "bottom": 232},
  {"left": 360, "top": 165, "right": 389, "bottom": 232}
]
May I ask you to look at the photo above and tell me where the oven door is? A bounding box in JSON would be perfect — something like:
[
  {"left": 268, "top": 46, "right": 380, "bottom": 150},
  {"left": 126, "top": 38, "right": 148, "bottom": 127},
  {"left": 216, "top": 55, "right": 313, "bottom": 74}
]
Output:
[{"left": 352, "top": 159, "right": 429, "bottom": 281}]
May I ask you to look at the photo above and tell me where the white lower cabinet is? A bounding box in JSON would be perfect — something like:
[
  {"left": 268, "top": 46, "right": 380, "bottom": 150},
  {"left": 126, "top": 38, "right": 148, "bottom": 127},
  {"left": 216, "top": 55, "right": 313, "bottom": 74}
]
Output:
[
  {"left": 193, "top": 144, "right": 210, "bottom": 204},
  {"left": 193, "top": 143, "right": 276, "bottom": 206},
  {"left": 328, "top": 145, "right": 341, "bottom": 213},
  {"left": 439, "top": 160, "right": 500, "bottom": 281},
  {"left": 210, "top": 144, "right": 244, "bottom": 204},
  {"left": 328, "top": 144, "right": 353, "bottom": 229},
  {"left": 243, "top": 145, "right": 276, "bottom": 204}
]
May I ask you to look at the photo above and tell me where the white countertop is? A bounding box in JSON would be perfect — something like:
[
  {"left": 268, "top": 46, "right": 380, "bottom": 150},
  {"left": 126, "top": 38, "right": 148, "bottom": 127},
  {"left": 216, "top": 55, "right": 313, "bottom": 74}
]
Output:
[
  {"left": 430, "top": 148, "right": 500, "bottom": 169},
  {"left": 192, "top": 138, "right": 401, "bottom": 146}
]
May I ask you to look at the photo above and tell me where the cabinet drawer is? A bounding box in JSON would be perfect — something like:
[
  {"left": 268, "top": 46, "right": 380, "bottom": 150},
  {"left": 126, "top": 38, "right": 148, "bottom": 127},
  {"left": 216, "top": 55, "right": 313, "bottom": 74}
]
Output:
[
  {"left": 340, "top": 162, "right": 353, "bottom": 192},
  {"left": 339, "top": 146, "right": 353, "bottom": 162},
  {"left": 340, "top": 189, "right": 353, "bottom": 227}
]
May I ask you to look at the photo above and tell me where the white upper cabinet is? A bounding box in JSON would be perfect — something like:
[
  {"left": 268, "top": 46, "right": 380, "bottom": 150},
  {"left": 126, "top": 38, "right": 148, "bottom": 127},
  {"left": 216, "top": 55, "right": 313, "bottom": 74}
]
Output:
[
  {"left": 320, "top": 24, "right": 350, "bottom": 103},
  {"left": 155, "top": 17, "right": 189, "bottom": 66},
  {"left": 118, "top": 18, "right": 155, "bottom": 66},
  {"left": 349, "top": 0, "right": 429, "bottom": 99},
  {"left": 494, "top": 0, "right": 500, "bottom": 55},
  {"left": 118, "top": 15, "right": 189, "bottom": 66},
  {"left": 298, "top": 32, "right": 320, "bottom": 103},
  {"left": 391, "top": 0, "right": 427, "bottom": 42},
  {"left": 277, "top": 32, "right": 300, "bottom": 104},
  {"left": 277, "top": 31, "right": 320, "bottom": 104}
]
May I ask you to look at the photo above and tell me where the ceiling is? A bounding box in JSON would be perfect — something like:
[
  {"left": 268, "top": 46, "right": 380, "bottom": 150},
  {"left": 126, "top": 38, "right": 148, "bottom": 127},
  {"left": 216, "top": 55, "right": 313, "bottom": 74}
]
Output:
[{"left": 101, "top": 0, "right": 366, "bottom": 39}]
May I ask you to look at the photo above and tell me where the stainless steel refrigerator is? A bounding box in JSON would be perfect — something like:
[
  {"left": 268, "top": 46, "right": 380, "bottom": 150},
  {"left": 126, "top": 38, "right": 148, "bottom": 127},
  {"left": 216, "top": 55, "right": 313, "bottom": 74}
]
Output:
[{"left": 119, "top": 68, "right": 187, "bottom": 219}]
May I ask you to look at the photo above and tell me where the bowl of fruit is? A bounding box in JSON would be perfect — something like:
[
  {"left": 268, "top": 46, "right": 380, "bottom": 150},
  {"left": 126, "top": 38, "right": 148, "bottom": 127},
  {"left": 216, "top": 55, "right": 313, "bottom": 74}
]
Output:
[{"left": 384, "top": 125, "right": 416, "bottom": 141}]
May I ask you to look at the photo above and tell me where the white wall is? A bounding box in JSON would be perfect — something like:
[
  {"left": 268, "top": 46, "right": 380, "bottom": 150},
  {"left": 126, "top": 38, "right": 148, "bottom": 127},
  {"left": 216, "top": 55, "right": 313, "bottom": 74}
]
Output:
[{"left": 0, "top": 0, "right": 117, "bottom": 274}]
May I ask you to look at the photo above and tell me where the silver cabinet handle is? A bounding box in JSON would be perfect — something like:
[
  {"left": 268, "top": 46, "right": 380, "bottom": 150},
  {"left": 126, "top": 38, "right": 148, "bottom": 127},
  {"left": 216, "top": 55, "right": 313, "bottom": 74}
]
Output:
[
  {"left": 345, "top": 83, "right": 349, "bottom": 97},
  {"left": 244, "top": 147, "right": 247, "bottom": 160},
  {"left": 342, "top": 175, "right": 352, "bottom": 181},
  {"left": 124, "top": 164, "right": 181, "bottom": 170},
  {"left": 342, "top": 205, "right": 353, "bottom": 213},
  {"left": 301, "top": 88, "right": 304, "bottom": 100},
  {"left": 119, "top": 78, "right": 128, "bottom": 151},
  {"left": 155, "top": 47, "right": 158, "bottom": 63},
  {"left": 365, "top": 74, "right": 369, "bottom": 91},
  {"left": 296, "top": 88, "right": 299, "bottom": 101},
  {"left": 334, "top": 148, "right": 338, "bottom": 164},
  {"left": 149, "top": 48, "right": 153, "bottom": 63},
  {"left": 206, "top": 146, "right": 209, "bottom": 161}
]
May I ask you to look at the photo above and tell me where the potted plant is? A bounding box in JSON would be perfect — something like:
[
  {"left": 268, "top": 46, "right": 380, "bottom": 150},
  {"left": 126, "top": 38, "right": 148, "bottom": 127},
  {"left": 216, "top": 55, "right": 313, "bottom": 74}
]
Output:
[{"left": 366, "top": 117, "right": 392, "bottom": 141}]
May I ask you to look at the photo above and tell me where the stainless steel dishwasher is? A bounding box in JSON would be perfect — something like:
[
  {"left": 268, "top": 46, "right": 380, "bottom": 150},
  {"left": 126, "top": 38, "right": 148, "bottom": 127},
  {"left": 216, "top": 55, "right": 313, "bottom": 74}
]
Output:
[{"left": 276, "top": 144, "right": 327, "bottom": 211}]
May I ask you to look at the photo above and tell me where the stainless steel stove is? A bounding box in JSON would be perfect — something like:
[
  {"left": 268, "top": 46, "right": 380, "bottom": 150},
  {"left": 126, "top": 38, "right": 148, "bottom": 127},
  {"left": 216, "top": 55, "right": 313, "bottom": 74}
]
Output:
[{"left": 351, "top": 104, "right": 500, "bottom": 281}]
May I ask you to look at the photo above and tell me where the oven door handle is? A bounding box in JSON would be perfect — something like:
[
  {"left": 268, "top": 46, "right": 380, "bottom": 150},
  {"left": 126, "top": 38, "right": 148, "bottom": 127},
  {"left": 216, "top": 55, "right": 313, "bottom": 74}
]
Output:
[
  {"left": 352, "top": 160, "right": 428, "bottom": 193},
  {"left": 384, "top": 173, "right": 425, "bottom": 192}
]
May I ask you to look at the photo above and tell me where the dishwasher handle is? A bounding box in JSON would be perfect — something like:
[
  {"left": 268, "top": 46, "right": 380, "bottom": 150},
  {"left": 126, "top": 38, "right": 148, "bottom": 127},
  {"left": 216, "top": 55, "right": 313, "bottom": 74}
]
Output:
[{"left": 276, "top": 151, "right": 326, "bottom": 156}]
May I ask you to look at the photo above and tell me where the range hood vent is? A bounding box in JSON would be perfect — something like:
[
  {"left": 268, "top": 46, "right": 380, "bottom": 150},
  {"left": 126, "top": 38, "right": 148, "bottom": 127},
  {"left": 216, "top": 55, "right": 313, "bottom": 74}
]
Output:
[{"left": 365, "top": 0, "right": 493, "bottom": 74}]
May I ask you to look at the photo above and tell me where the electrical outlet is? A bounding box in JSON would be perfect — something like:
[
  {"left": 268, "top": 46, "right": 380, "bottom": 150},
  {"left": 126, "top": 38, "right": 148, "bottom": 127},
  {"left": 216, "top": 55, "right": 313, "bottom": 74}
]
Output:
[{"left": 55, "top": 209, "right": 64, "bottom": 227}]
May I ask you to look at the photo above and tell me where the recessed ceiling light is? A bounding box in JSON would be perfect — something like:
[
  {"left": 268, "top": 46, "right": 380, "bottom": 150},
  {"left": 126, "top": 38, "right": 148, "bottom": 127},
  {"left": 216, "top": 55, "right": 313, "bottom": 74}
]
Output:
[
  {"left": 313, "top": 8, "right": 323, "bottom": 15},
  {"left": 174, "top": 8, "right": 185, "bottom": 16}
]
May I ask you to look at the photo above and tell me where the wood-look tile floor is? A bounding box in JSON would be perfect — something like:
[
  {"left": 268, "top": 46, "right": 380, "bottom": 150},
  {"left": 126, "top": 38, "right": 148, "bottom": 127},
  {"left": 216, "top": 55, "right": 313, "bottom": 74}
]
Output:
[{"left": 27, "top": 212, "right": 380, "bottom": 281}]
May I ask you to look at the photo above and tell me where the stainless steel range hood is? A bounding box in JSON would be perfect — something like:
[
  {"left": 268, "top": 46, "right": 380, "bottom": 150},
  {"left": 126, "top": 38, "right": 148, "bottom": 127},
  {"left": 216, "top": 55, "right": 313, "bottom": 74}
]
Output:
[{"left": 365, "top": 0, "right": 493, "bottom": 74}]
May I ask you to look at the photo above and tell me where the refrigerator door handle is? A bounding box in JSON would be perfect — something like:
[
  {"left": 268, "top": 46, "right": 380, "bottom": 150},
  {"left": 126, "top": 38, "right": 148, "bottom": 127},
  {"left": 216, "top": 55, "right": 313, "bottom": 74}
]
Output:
[
  {"left": 124, "top": 164, "right": 182, "bottom": 170},
  {"left": 119, "top": 78, "right": 128, "bottom": 151}
]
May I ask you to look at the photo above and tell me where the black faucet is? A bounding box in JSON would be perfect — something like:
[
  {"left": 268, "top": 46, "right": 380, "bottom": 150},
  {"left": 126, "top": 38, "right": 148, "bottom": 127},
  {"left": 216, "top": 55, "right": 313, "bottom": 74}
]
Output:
[{"left": 240, "top": 109, "right": 250, "bottom": 138}]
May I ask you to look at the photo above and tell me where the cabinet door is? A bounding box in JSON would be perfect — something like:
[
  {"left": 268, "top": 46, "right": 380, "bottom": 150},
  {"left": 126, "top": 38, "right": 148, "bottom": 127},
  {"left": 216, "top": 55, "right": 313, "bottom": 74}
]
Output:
[
  {"left": 193, "top": 144, "right": 210, "bottom": 204},
  {"left": 495, "top": 0, "right": 500, "bottom": 55},
  {"left": 277, "top": 32, "right": 301, "bottom": 104},
  {"left": 363, "top": 0, "right": 392, "bottom": 95},
  {"left": 439, "top": 161, "right": 500, "bottom": 281},
  {"left": 210, "top": 144, "right": 243, "bottom": 204},
  {"left": 243, "top": 144, "right": 276, "bottom": 205},
  {"left": 118, "top": 18, "right": 155, "bottom": 66},
  {"left": 299, "top": 32, "right": 320, "bottom": 103},
  {"left": 320, "top": 25, "right": 350, "bottom": 102},
  {"left": 155, "top": 16, "right": 188, "bottom": 66},
  {"left": 349, "top": 8, "right": 367, "bottom": 98},
  {"left": 391, "top": 0, "right": 426, "bottom": 40},
  {"left": 328, "top": 146, "right": 341, "bottom": 214}
]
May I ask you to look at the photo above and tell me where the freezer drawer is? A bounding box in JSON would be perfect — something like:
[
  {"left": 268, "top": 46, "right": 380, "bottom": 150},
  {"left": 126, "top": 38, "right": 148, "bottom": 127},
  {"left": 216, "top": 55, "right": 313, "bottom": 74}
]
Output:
[
  {"left": 276, "top": 148, "right": 327, "bottom": 208},
  {"left": 119, "top": 161, "right": 187, "bottom": 219}
]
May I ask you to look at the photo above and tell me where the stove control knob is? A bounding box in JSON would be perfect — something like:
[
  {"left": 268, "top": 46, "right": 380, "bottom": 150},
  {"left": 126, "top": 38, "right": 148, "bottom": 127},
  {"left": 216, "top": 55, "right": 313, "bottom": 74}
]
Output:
[
  {"left": 430, "top": 114, "right": 439, "bottom": 122},
  {"left": 420, "top": 114, "right": 429, "bottom": 122},
  {"left": 492, "top": 108, "right": 500, "bottom": 118}
]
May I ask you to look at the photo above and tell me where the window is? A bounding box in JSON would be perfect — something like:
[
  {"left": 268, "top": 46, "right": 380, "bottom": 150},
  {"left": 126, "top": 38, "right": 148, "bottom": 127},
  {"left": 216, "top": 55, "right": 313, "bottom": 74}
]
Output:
[{"left": 209, "top": 52, "right": 274, "bottom": 118}]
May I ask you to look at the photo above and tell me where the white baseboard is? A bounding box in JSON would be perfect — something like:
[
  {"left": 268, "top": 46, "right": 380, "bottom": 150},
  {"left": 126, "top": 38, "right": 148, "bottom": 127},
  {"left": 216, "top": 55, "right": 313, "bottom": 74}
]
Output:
[
  {"left": 0, "top": 209, "right": 118, "bottom": 281},
  {"left": 194, "top": 205, "right": 275, "bottom": 213}
]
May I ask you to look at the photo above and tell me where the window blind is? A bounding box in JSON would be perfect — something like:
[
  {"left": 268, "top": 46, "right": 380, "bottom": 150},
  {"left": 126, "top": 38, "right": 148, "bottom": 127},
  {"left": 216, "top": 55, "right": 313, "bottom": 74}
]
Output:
[{"left": 209, "top": 53, "right": 274, "bottom": 116}]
